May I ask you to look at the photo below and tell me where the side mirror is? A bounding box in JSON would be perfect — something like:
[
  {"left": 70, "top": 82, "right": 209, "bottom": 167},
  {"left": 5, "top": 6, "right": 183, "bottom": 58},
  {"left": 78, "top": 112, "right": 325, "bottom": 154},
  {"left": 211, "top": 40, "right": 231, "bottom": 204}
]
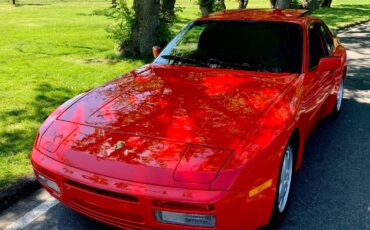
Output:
[
  {"left": 317, "top": 57, "right": 341, "bottom": 73},
  {"left": 152, "top": 46, "right": 162, "bottom": 59}
]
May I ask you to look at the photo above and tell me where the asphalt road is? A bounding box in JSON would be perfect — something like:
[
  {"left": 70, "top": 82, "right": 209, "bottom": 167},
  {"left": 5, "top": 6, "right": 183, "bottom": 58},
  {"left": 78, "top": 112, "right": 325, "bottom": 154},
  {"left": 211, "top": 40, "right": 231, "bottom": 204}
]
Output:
[{"left": 1, "top": 23, "right": 369, "bottom": 230}]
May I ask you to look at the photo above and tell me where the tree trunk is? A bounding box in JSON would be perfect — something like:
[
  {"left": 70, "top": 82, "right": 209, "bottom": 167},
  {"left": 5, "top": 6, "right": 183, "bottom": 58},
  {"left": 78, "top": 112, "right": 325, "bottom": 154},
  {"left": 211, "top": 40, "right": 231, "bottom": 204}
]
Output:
[
  {"left": 112, "top": 0, "right": 117, "bottom": 8},
  {"left": 301, "top": 0, "right": 319, "bottom": 11},
  {"left": 12, "top": 0, "right": 16, "bottom": 5},
  {"left": 321, "top": 0, "right": 332, "bottom": 7},
  {"left": 162, "top": 0, "right": 176, "bottom": 19},
  {"left": 275, "top": 0, "right": 291, "bottom": 8},
  {"left": 199, "top": 0, "right": 214, "bottom": 16},
  {"left": 218, "top": 0, "right": 226, "bottom": 10},
  {"left": 128, "top": 0, "right": 161, "bottom": 57},
  {"left": 239, "top": 0, "right": 248, "bottom": 9},
  {"left": 270, "top": 0, "right": 277, "bottom": 8},
  {"left": 200, "top": 5, "right": 210, "bottom": 16}
]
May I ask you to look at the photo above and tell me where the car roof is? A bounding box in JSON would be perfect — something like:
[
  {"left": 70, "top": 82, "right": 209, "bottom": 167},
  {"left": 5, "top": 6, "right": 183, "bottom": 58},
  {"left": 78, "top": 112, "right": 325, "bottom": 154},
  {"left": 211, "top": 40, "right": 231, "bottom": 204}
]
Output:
[{"left": 196, "top": 9, "right": 316, "bottom": 24}]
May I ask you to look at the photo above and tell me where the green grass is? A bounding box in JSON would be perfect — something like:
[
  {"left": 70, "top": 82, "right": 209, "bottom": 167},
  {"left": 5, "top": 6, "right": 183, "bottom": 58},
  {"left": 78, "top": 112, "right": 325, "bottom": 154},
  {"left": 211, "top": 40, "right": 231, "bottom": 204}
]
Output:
[
  {"left": 314, "top": 0, "right": 370, "bottom": 29},
  {"left": 0, "top": 0, "right": 146, "bottom": 190},
  {"left": 0, "top": 0, "right": 369, "bottom": 190}
]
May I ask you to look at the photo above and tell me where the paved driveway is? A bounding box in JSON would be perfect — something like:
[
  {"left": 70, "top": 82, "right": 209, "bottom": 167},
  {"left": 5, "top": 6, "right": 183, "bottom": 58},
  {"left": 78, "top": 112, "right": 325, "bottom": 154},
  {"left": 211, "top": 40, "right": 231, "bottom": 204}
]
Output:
[{"left": 1, "top": 23, "right": 369, "bottom": 230}]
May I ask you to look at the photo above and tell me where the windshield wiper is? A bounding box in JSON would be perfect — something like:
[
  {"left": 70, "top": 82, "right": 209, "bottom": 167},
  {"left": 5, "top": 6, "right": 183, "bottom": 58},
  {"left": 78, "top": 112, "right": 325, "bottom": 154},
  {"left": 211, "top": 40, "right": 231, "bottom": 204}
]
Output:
[
  {"left": 206, "top": 58, "right": 273, "bottom": 72},
  {"left": 161, "top": 55, "right": 207, "bottom": 67}
]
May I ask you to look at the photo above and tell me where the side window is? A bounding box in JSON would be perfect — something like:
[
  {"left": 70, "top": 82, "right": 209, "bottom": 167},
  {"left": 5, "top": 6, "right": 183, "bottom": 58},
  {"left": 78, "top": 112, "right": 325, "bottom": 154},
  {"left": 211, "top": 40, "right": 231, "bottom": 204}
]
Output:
[
  {"left": 308, "top": 23, "right": 326, "bottom": 70},
  {"left": 319, "top": 24, "right": 334, "bottom": 54}
]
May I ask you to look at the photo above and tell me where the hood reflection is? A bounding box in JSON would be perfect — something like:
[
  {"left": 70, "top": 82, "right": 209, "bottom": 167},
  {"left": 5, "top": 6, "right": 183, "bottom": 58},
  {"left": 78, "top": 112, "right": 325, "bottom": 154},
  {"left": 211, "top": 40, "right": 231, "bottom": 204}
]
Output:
[{"left": 58, "top": 65, "right": 296, "bottom": 149}]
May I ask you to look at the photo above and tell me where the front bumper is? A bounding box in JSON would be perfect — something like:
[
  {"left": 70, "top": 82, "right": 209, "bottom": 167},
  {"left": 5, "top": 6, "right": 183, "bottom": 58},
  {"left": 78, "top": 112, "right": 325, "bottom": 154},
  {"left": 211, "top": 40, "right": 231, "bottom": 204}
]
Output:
[{"left": 31, "top": 148, "right": 271, "bottom": 229}]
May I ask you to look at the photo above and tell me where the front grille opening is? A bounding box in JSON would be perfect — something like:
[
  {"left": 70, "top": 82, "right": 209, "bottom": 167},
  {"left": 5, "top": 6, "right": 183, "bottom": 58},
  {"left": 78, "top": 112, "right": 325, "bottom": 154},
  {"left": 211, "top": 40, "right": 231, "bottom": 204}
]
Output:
[
  {"left": 70, "top": 198, "right": 144, "bottom": 223},
  {"left": 65, "top": 179, "right": 139, "bottom": 203}
]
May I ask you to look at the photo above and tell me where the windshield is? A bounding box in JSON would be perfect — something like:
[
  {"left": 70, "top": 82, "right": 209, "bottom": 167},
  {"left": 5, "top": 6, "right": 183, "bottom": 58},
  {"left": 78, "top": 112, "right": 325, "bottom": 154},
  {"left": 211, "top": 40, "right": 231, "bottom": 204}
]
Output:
[{"left": 155, "top": 20, "right": 303, "bottom": 73}]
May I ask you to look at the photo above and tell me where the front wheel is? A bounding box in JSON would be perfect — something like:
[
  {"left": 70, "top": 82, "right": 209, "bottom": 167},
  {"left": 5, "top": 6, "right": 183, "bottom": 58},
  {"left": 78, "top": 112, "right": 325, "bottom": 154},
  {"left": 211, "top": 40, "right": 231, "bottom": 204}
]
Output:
[
  {"left": 269, "top": 144, "right": 294, "bottom": 227},
  {"left": 331, "top": 79, "right": 344, "bottom": 117}
]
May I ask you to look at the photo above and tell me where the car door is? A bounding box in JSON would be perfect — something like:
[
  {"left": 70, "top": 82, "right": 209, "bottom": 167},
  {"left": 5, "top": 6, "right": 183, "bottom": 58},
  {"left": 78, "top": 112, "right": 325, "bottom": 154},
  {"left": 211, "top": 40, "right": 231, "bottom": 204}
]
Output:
[
  {"left": 318, "top": 22, "right": 337, "bottom": 101},
  {"left": 301, "top": 22, "right": 332, "bottom": 137}
]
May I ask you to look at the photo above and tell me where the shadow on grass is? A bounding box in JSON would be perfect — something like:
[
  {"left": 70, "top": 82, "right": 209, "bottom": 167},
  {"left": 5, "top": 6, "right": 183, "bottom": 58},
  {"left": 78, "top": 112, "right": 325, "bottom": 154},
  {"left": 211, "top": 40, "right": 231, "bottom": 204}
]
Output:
[
  {"left": 103, "top": 51, "right": 152, "bottom": 64},
  {"left": 314, "top": 4, "right": 370, "bottom": 28},
  {"left": 32, "top": 83, "right": 73, "bottom": 122},
  {"left": 0, "top": 83, "right": 74, "bottom": 190},
  {"left": 15, "top": 3, "right": 50, "bottom": 7}
]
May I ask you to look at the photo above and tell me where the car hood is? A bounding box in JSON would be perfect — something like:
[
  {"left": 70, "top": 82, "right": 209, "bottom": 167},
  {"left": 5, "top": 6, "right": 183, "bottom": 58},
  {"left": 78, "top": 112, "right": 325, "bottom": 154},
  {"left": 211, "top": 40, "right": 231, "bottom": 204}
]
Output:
[
  {"left": 40, "top": 65, "right": 297, "bottom": 188},
  {"left": 58, "top": 64, "right": 296, "bottom": 149}
]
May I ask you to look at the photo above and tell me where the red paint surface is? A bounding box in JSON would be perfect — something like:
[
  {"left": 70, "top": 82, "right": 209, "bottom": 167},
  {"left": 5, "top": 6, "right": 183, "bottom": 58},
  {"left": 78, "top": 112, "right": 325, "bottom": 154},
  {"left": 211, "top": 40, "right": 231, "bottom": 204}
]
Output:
[{"left": 31, "top": 9, "right": 347, "bottom": 229}]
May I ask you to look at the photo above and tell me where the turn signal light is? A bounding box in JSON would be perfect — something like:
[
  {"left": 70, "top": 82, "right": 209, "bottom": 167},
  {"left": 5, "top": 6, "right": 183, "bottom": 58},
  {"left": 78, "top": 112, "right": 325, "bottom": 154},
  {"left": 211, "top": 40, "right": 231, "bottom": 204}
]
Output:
[
  {"left": 36, "top": 172, "right": 61, "bottom": 193},
  {"left": 154, "top": 210, "right": 216, "bottom": 227}
]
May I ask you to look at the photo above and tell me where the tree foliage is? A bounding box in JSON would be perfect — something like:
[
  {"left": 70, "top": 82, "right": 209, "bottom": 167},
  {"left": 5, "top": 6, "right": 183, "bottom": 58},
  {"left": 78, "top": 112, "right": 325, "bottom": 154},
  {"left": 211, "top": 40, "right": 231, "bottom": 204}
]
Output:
[{"left": 105, "top": 0, "right": 135, "bottom": 54}]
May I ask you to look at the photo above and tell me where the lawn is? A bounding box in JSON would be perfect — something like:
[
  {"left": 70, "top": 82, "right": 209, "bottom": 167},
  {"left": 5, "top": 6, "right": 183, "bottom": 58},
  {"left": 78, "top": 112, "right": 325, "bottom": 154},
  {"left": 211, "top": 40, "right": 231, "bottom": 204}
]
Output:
[{"left": 0, "top": 0, "right": 369, "bottom": 191}]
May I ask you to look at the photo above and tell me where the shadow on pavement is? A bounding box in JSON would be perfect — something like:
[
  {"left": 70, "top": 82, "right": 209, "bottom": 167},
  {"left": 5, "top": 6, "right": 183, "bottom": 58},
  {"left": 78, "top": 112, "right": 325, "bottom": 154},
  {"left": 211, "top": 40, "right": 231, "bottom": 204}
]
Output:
[{"left": 26, "top": 204, "right": 118, "bottom": 230}]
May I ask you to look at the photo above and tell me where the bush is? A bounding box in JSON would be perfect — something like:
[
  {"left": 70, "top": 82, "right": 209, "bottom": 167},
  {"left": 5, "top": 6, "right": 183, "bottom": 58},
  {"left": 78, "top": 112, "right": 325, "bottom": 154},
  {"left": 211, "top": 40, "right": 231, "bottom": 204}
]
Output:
[{"left": 104, "top": 0, "right": 135, "bottom": 53}]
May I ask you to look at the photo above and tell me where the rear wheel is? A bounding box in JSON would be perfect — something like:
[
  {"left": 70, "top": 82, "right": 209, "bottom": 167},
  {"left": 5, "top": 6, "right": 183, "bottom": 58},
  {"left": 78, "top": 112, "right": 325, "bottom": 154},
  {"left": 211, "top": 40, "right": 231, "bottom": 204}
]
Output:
[{"left": 269, "top": 144, "right": 294, "bottom": 226}]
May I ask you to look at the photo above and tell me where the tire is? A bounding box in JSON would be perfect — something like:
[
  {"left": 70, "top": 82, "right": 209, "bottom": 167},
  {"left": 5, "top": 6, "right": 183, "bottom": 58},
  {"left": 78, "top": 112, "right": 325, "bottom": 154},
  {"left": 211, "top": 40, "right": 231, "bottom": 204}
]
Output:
[
  {"left": 268, "top": 144, "right": 295, "bottom": 227},
  {"left": 330, "top": 78, "right": 344, "bottom": 118}
]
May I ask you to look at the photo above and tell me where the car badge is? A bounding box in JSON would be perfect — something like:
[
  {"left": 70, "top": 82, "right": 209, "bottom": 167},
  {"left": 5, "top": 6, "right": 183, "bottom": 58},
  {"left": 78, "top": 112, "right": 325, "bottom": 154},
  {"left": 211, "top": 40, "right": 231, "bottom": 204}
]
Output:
[{"left": 115, "top": 141, "right": 126, "bottom": 150}]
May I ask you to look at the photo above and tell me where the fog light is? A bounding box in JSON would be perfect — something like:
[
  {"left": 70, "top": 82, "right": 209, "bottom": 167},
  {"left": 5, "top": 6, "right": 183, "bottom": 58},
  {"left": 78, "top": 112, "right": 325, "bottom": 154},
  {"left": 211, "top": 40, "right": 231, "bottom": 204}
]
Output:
[
  {"left": 36, "top": 172, "right": 61, "bottom": 193},
  {"left": 154, "top": 210, "right": 216, "bottom": 227}
]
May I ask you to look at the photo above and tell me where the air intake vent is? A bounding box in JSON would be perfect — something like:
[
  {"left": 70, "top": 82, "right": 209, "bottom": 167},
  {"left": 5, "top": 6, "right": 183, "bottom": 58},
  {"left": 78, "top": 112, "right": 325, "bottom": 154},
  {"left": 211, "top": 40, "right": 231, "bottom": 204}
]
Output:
[{"left": 65, "top": 179, "right": 139, "bottom": 203}]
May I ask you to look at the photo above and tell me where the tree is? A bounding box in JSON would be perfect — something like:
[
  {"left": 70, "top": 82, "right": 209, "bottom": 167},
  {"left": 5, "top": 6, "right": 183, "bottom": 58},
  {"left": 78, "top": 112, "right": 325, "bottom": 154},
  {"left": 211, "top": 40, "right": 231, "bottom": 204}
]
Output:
[
  {"left": 301, "top": 0, "right": 319, "bottom": 11},
  {"left": 128, "top": 0, "right": 161, "bottom": 56},
  {"left": 198, "top": 0, "right": 226, "bottom": 16},
  {"left": 162, "top": 0, "right": 176, "bottom": 21},
  {"left": 321, "top": 0, "right": 332, "bottom": 8},
  {"left": 199, "top": 0, "right": 214, "bottom": 16},
  {"left": 12, "top": 0, "right": 16, "bottom": 5},
  {"left": 217, "top": 0, "right": 226, "bottom": 10},
  {"left": 108, "top": 0, "right": 173, "bottom": 57},
  {"left": 270, "top": 0, "right": 291, "bottom": 9},
  {"left": 239, "top": 0, "right": 248, "bottom": 9},
  {"left": 112, "top": 0, "right": 117, "bottom": 8}
]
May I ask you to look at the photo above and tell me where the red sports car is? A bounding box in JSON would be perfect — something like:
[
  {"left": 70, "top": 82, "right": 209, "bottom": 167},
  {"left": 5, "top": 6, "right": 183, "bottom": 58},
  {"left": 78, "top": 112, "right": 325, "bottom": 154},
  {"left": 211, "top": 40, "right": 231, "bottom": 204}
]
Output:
[{"left": 31, "top": 9, "right": 347, "bottom": 229}]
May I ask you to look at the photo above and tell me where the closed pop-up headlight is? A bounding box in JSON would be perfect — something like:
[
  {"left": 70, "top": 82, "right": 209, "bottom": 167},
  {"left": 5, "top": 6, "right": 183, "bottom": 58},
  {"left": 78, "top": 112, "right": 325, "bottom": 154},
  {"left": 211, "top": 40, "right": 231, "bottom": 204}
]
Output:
[
  {"left": 38, "top": 120, "right": 78, "bottom": 153},
  {"left": 34, "top": 93, "right": 86, "bottom": 152},
  {"left": 174, "top": 145, "right": 232, "bottom": 184},
  {"left": 40, "top": 92, "right": 86, "bottom": 132}
]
